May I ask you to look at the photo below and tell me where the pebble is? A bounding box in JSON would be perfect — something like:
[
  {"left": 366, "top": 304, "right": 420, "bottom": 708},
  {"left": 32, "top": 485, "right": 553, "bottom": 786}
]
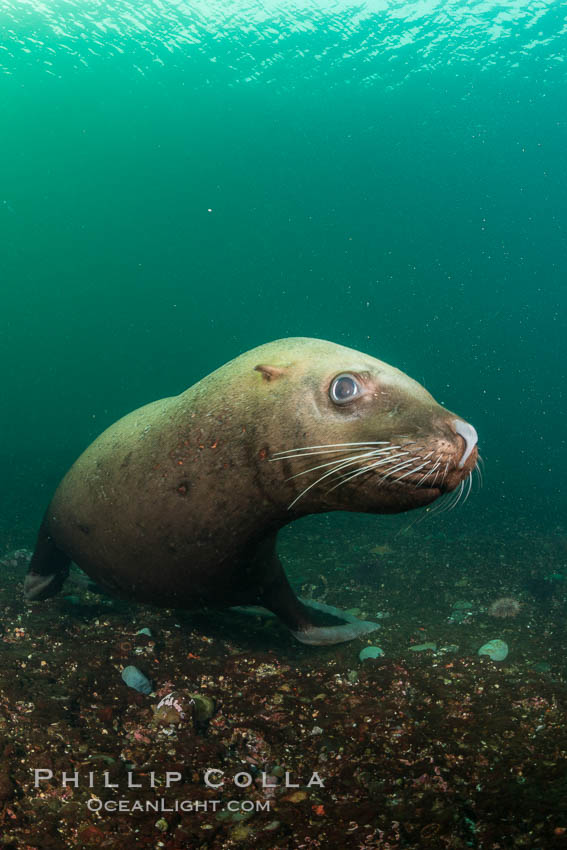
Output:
[
  {"left": 359, "top": 646, "right": 385, "bottom": 661},
  {"left": 438, "top": 644, "right": 459, "bottom": 654},
  {"left": 191, "top": 693, "right": 215, "bottom": 723},
  {"left": 409, "top": 642, "right": 437, "bottom": 652},
  {"left": 0, "top": 549, "right": 32, "bottom": 569},
  {"left": 478, "top": 639, "right": 509, "bottom": 661},
  {"left": 121, "top": 666, "right": 152, "bottom": 694},
  {"left": 285, "top": 790, "right": 308, "bottom": 803},
  {"left": 153, "top": 691, "right": 193, "bottom": 725},
  {"left": 136, "top": 628, "right": 152, "bottom": 637}
]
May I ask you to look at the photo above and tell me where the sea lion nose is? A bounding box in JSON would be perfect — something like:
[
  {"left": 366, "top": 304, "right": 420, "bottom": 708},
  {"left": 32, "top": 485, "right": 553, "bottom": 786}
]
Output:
[{"left": 453, "top": 419, "right": 478, "bottom": 469}]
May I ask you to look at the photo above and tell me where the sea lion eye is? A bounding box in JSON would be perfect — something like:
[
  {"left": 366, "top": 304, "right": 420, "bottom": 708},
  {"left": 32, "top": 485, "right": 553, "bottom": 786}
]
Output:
[{"left": 329, "top": 374, "right": 361, "bottom": 405}]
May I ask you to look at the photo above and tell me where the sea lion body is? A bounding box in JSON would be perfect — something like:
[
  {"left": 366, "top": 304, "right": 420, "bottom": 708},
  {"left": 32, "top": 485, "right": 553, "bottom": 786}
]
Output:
[{"left": 25, "top": 338, "right": 478, "bottom": 644}]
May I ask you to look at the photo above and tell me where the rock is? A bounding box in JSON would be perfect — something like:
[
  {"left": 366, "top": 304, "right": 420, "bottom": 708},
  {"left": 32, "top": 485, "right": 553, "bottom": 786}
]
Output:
[
  {"left": 0, "top": 549, "right": 32, "bottom": 569},
  {"left": 231, "top": 824, "right": 252, "bottom": 840},
  {"left": 409, "top": 642, "right": 437, "bottom": 652},
  {"left": 359, "top": 646, "right": 385, "bottom": 661},
  {"left": 153, "top": 691, "right": 194, "bottom": 725},
  {"left": 478, "top": 639, "right": 509, "bottom": 661},
  {"left": 136, "top": 628, "right": 152, "bottom": 636},
  {"left": 189, "top": 693, "right": 215, "bottom": 723},
  {"left": 284, "top": 790, "right": 308, "bottom": 803},
  {"left": 121, "top": 666, "right": 152, "bottom": 694}
]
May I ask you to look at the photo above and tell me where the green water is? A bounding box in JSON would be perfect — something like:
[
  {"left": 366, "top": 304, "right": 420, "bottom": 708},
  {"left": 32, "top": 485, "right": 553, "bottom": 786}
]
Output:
[{"left": 1, "top": 0, "right": 565, "bottom": 541}]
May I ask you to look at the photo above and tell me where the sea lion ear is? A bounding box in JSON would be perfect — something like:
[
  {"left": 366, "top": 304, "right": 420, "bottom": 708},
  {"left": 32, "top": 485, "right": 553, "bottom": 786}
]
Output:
[{"left": 254, "top": 364, "right": 287, "bottom": 382}]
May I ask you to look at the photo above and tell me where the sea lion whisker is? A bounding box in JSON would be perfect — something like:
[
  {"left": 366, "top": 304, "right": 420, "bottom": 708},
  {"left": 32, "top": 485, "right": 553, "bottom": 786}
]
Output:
[
  {"left": 376, "top": 459, "right": 417, "bottom": 483},
  {"left": 285, "top": 448, "right": 397, "bottom": 482},
  {"left": 391, "top": 460, "right": 431, "bottom": 482},
  {"left": 325, "top": 452, "right": 413, "bottom": 491},
  {"left": 271, "top": 441, "right": 393, "bottom": 457},
  {"left": 331, "top": 451, "right": 412, "bottom": 482},
  {"left": 271, "top": 447, "right": 388, "bottom": 461},
  {"left": 398, "top": 489, "right": 450, "bottom": 533},
  {"left": 474, "top": 458, "right": 483, "bottom": 489},
  {"left": 447, "top": 480, "right": 465, "bottom": 511},
  {"left": 462, "top": 470, "right": 473, "bottom": 505},
  {"left": 430, "top": 467, "right": 441, "bottom": 487},
  {"left": 287, "top": 454, "right": 380, "bottom": 508},
  {"left": 417, "top": 460, "right": 441, "bottom": 487},
  {"left": 281, "top": 446, "right": 399, "bottom": 470},
  {"left": 424, "top": 488, "right": 460, "bottom": 519}
]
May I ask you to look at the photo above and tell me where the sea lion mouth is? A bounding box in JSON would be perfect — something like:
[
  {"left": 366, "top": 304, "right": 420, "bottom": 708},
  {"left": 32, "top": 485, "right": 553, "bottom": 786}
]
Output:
[{"left": 271, "top": 439, "right": 480, "bottom": 511}]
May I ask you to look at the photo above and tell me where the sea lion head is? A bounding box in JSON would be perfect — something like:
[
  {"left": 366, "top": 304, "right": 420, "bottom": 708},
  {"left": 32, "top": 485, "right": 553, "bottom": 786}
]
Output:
[{"left": 250, "top": 338, "right": 478, "bottom": 516}]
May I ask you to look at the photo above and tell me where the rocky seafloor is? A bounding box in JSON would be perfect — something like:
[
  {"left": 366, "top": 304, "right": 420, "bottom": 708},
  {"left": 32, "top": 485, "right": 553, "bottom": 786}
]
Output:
[{"left": 0, "top": 515, "right": 566, "bottom": 849}]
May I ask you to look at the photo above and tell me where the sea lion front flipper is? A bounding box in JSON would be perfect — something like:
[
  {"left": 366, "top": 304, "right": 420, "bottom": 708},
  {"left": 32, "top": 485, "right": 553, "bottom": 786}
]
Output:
[
  {"left": 291, "top": 598, "right": 381, "bottom": 645},
  {"left": 257, "top": 551, "right": 381, "bottom": 646},
  {"left": 23, "top": 516, "right": 71, "bottom": 601},
  {"left": 289, "top": 599, "right": 381, "bottom": 645}
]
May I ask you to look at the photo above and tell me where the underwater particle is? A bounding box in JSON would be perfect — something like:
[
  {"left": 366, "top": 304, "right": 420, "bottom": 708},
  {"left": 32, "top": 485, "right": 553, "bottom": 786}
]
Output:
[
  {"left": 121, "top": 665, "right": 152, "bottom": 694},
  {"left": 478, "top": 639, "right": 509, "bottom": 661},
  {"left": 488, "top": 597, "right": 521, "bottom": 618},
  {"left": 359, "top": 646, "right": 385, "bottom": 661}
]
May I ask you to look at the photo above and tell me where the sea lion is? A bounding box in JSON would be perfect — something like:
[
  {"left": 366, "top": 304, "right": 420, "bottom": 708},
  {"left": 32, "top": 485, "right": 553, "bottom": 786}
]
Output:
[{"left": 24, "top": 338, "right": 478, "bottom": 645}]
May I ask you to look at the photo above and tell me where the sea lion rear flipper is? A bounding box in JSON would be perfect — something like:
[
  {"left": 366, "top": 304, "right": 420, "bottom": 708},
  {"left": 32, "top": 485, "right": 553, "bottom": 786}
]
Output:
[
  {"left": 23, "top": 517, "right": 70, "bottom": 601},
  {"left": 258, "top": 553, "right": 381, "bottom": 646}
]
